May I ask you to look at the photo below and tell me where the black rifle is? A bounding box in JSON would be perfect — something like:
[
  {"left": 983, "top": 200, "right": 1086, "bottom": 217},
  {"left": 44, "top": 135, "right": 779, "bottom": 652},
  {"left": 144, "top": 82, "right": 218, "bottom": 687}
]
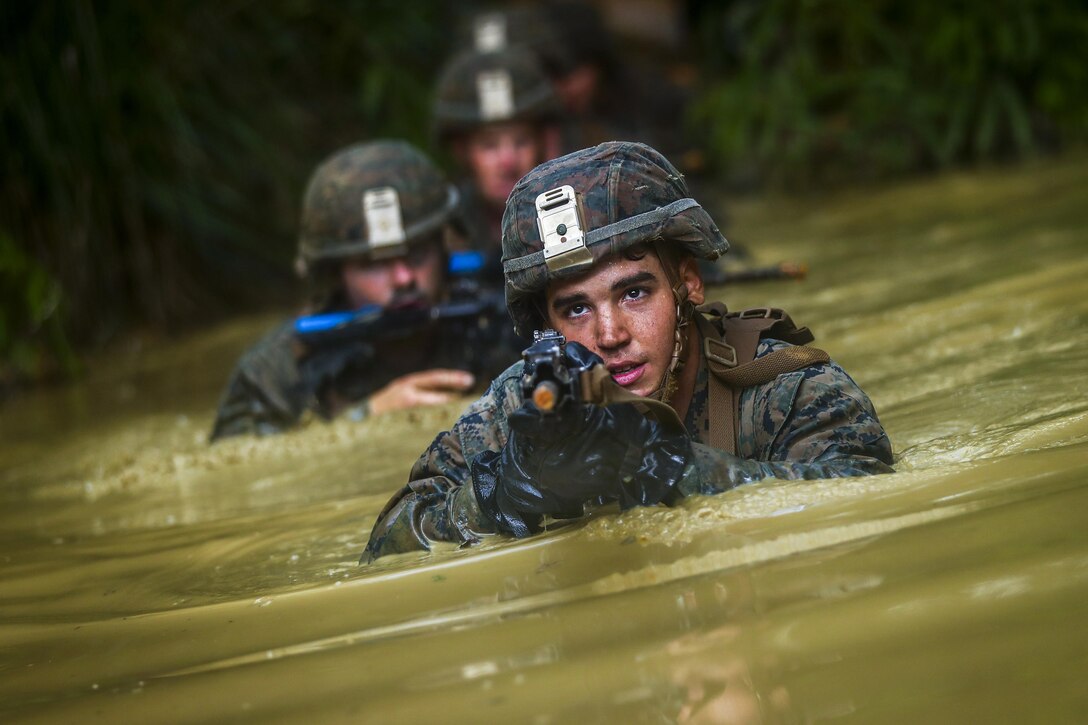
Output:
[
  {"left": 520, "top": 329, "right": 686, "bottom": 432},
  {"left": 519, "top": 329, "right": 589, "bottom": 414},
  {"left": 701, "top": 261, "right": 808, "bottom": 286},
  {"left": 294, "top": 280, "right": 517, "bottom": 382}
]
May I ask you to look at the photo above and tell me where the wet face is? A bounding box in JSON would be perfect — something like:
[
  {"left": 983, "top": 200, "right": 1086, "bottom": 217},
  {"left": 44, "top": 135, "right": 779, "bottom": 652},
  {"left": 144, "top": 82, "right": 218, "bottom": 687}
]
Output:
[
  {"left": 545, "top": 248, "right": 704, "bottom": 398},
  {"left": 340, "top": 238, "right": 444, "bottom": 309},
  {"left": 464, "top": 122, "right": 542, "bottom": 207}
]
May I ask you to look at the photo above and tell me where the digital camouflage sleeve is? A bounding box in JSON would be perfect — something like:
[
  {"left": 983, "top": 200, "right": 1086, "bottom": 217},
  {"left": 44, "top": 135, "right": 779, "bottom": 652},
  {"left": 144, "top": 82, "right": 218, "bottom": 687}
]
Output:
[{"left": 363, "top": 338, "right": 894, "bottom": 560}]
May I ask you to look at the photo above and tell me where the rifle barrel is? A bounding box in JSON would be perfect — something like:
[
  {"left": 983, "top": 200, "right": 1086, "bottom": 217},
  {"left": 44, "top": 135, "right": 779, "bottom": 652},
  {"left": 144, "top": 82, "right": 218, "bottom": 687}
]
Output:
[{"left": 716, "top": 262, "right": 808, "bottom": 284}]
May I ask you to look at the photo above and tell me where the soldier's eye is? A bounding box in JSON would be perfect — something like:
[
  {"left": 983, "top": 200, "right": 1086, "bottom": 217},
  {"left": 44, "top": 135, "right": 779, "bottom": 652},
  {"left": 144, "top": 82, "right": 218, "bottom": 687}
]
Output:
[
  {"left": 566, "top": 303, "right": 588, "bottom": 318},
  {"left": 624, "top": 288, "right": 647, "bottom": 300}
]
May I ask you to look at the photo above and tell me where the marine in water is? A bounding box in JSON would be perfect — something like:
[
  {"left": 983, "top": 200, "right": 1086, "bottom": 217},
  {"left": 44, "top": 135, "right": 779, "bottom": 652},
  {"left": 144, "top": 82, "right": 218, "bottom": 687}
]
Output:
[
  {"left": 433, "top": 45, "right": 564, "bottom": 279},
  {"left": 210, "top": 140, "right": 521, "bottom": 441},
  {"left": 363, "top": 141, "right": 893, "bottom": 559}
]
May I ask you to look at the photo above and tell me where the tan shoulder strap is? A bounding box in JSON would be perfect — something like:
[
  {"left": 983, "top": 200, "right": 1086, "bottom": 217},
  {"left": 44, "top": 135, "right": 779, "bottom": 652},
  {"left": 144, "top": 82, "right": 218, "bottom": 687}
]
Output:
[
  {"left": 714, "top": 345, "right": 831, "bottom": 387},
  {"left": 694, "top": 312, "right": 739, "bottom": 453},
  {"left": 695, "top": 304, "right": 831, "bottom": 455}
]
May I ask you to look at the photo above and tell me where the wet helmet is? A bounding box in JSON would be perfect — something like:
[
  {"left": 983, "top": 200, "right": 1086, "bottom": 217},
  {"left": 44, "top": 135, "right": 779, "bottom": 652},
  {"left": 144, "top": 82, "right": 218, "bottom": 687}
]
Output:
[
  {"left": 295, "top": 140, "right": 458, "bottom": 276},
  {"left": 500, "top": 141, "right": 729, "bottom": 337},
  {"left": 433, "top": 47, "right": 561, "bottom": 144}
]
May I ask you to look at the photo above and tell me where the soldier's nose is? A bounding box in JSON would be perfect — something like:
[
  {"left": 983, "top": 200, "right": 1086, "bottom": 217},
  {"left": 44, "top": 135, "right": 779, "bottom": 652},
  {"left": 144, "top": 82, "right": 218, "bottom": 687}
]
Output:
[
  {"left": 497, "top": 143, "right": 518, "bottom": 168},
  {"left": 596, "top": 308, "right": 630, "bottom": 351},
  {"left": 391, "top": 259, "right": 415, "bottom": 287}
]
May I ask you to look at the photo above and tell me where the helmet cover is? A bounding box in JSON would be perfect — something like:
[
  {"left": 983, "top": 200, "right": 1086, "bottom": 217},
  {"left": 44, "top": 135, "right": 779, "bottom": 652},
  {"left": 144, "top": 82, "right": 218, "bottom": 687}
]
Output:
[
  {"left": 296, "top": 140, "right": 458, "bottom": 275},
  {"left": 500, "top": 141, "right": 728, "bottom": 335}
]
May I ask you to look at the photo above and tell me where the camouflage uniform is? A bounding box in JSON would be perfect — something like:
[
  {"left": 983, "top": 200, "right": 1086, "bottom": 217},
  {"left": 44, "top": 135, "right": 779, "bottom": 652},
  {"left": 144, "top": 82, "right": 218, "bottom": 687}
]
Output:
[
  {"left": 365, "top": 337, "right": 891, "bottom": 558},
  {"left": 212, "top": 320, "right": 313, "bottom": 440},
  {"left": 363, "top": 142, "right": 892, "bottom": 559},
  {"left": 210, "top": 140, "right": 519, "bottom": 441}
]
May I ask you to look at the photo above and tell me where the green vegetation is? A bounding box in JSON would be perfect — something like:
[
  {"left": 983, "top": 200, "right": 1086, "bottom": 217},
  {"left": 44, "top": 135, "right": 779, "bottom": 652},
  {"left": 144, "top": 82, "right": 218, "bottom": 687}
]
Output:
[
  {"left": 1, "top": 0, "right": 452, "bottom": 386},
  {"left": 3, "top": 0, "right": 1086, "bottom": 387},
  {"left": 0, "top": 233, "right": 78, "bottom": 388},
  {"left": 692, "top": 0, "right": 1088, "bottom": 186}
]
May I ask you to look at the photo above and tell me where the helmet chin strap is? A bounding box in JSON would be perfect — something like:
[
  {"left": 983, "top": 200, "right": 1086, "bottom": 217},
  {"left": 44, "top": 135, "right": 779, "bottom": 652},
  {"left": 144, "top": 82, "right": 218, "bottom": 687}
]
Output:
[{"left": 649, "top": 242, "right": 696, "bottom": 404}]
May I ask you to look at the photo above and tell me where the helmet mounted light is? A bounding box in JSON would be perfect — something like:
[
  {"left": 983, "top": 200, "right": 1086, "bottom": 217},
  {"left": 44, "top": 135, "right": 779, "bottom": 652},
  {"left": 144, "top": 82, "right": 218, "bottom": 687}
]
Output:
[
  {"left": 477, "top": 69, "right": 516, "bottom": 120},
  {"left": 362, "top": 187, "right": 407, "bottom": 259},
  {"left": 473, "top": 13, "right": 507, "bottom": 52},
  {"left": 537, "top": 185, "right": 593, "bottom": 275}
]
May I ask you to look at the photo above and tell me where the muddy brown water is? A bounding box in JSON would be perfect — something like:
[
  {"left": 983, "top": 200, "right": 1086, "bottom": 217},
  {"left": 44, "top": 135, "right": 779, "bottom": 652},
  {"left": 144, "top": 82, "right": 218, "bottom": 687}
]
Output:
[{"left": 2, "top": 157, "right": 1087, "bottom": 723}]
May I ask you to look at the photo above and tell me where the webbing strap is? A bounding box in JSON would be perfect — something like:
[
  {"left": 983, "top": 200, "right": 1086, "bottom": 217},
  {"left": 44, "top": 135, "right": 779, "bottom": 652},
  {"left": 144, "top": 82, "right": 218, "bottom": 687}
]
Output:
[
  {"left": 712, "top": 346, "right": 830, "bottom": 388},
  {"left": 695, "top": 314, "right": 738, "bottom": 454},
  {"left": 694, "top": 305, "right": 831, "bottom": 455},
  {"left": 503, "top": 198, "right": 702, "bottom": 274}
]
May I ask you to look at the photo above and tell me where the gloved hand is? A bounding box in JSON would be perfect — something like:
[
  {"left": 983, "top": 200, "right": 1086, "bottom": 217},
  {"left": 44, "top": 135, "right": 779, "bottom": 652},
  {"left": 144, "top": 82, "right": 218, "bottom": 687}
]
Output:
[{"left": 471, "top": 342, "right": 692, "bottom": 537}]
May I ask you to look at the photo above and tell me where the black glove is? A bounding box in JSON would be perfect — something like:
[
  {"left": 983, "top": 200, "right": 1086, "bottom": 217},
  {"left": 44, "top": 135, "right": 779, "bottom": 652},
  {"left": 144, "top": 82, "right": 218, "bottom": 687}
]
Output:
[{"left": 471, "top": 343, "right": 692, "bottom": 537}]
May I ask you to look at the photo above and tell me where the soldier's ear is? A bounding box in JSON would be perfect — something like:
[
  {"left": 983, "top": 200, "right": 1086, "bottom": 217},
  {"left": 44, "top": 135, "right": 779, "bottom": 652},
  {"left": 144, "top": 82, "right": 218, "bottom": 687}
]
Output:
[{"left": 679, "top": 256, "right": 704, "bottom": 305}]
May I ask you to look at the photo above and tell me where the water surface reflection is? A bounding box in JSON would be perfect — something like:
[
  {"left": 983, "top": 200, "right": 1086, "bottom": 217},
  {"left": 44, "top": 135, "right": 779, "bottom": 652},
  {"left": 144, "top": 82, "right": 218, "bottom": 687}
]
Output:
[{"left": 2, "top": 157, "right": 1087, "bottom": 722}]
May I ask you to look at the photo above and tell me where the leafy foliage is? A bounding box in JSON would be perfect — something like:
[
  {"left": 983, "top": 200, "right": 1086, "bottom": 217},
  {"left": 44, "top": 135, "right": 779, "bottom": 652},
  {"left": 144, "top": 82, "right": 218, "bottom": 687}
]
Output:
[
  {"left": 0, "top": 0, "right": 453, "bottom": 382},
  {"left": 691, "top": 0, "right": 1088, "bottom": 187},
  {"left": 0, "top": 232, "right": 78, "bottom": 390}
]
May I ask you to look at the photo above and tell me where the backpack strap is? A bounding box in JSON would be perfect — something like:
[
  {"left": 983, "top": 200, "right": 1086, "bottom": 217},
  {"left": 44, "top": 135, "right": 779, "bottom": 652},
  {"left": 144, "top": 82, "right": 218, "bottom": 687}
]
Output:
[
  {"left": 694, "top": 312, "right": 739, "bottom": 453},
  {"left": 694, "top": 303, "right": 831, "bottom": 454}
]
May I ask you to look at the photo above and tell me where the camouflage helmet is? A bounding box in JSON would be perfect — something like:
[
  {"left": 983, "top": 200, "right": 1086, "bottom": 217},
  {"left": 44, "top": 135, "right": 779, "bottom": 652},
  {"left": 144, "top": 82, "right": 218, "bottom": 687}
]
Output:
[
  {"left": 295, "top": 140, "right": 458, "bottom": 276},
  {"left": 433, "top": 47, "right": 561, "bottom": 144},
  {"left": 539, "top": 1, "right": 615, "bottom": 75},
  {"left": 501, "top": 141, "right": 729, "bottom": 336},
  {"left": 464, "top": 7, "right": 577, "bottom": 79}
]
